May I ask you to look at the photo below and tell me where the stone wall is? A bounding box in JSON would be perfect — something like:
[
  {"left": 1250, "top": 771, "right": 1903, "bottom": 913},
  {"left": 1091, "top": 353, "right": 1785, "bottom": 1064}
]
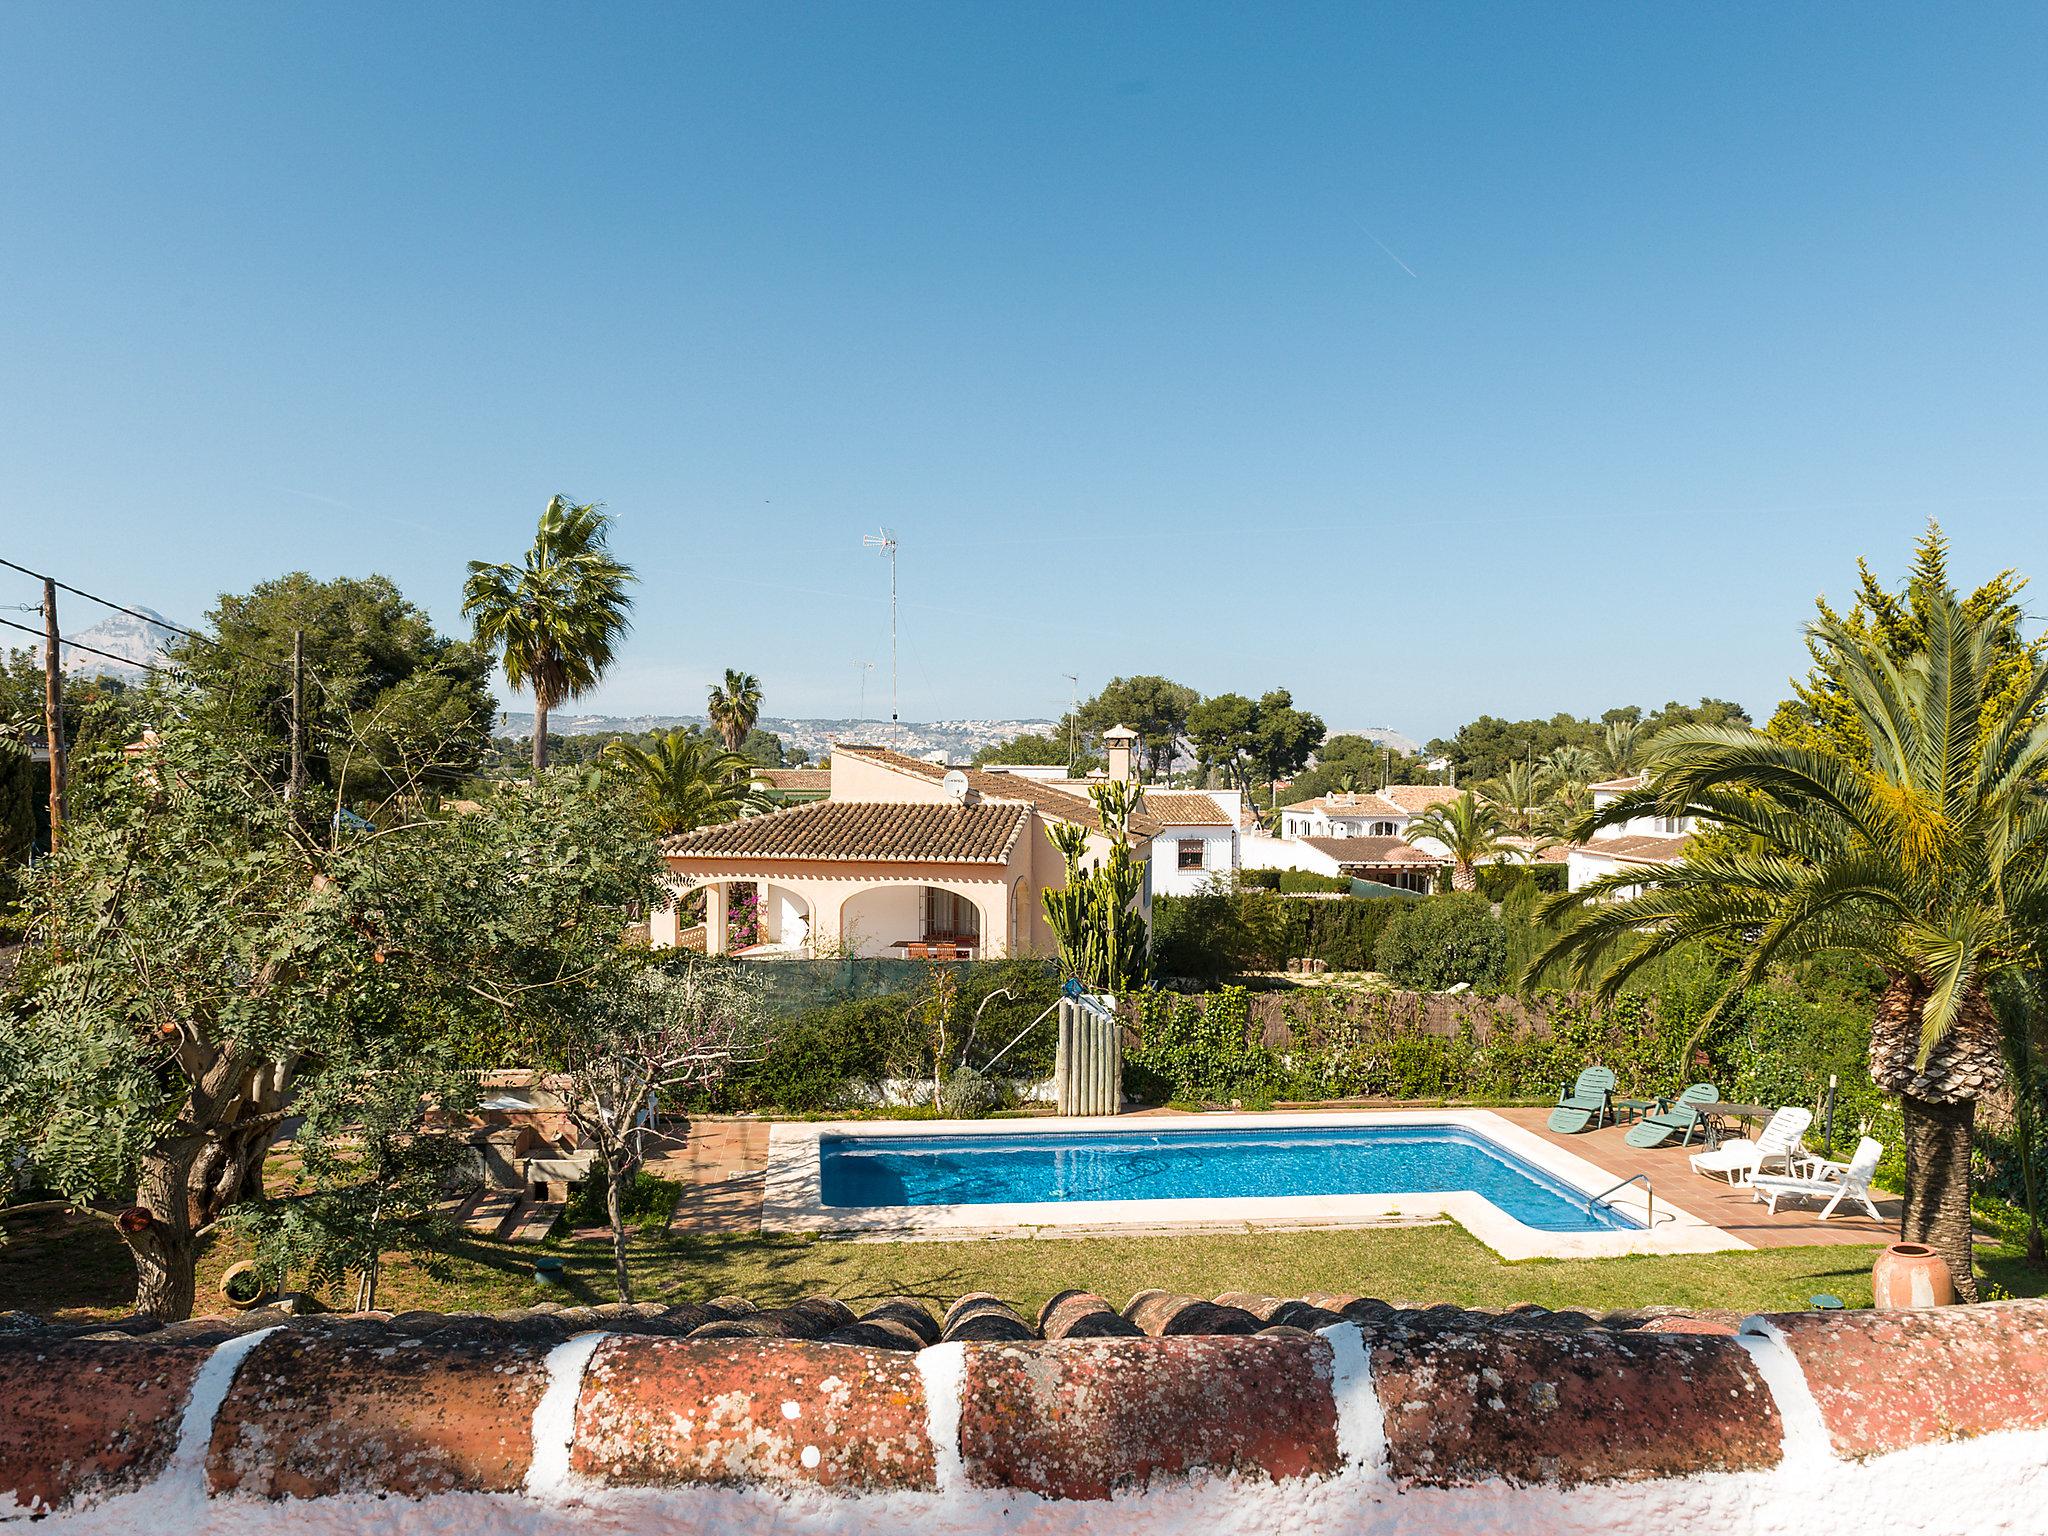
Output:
[{"left": 2, "top": 1296, "right": 2044, "bottom": 1532}]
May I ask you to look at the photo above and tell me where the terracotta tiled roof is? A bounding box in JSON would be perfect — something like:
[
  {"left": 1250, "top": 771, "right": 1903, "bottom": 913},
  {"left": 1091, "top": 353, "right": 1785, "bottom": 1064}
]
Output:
[
  {"left": 3, "top": 1296, "right": 2042, "bottom": 1519},
  {"left": 1588, "top": 774, "right": 1646, "bottom": 793},
  {"left": 1576, "top": 832, "right": 1691, "bottom": 864},
  {"left": 1300, "top": 836, "right": 1446, "bottom": 866},
  {"left": 834, "top": 745, "right": 1163, "bottom": 838},
  {"left": 1281, "top": 791, "right": 1406, "bottom": 819},
  {"left": 660, "top": 799, "right": 1027, "bottom": 863},
  {"left": 1500, "top": 837, "right": 1572, "bottom": 864},
  {"left": 1138, "top": 790, "right": 1233, "bottom": 827},
  {"left": 756, "top": 768, "right": 830, "bottom": 791},
  {"left": 1381, "top": 784, "right": 1459, "bottom": 813}
]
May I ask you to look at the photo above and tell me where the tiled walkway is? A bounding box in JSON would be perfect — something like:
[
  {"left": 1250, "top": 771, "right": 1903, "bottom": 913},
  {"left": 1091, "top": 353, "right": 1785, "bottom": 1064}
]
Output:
[
  {"left": 646, "top": 1119, "right": 771, "bottom": 1233},
  {"left": 659, "top": 1109, "right": 1901, "bottom": 1249}
]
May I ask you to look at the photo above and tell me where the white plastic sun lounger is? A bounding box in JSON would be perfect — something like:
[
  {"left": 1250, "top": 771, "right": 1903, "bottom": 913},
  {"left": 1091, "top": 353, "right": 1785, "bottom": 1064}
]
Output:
[
  {"left": 1688, "top": 1106, "right": 1812, "bottom": 1185},
  {"left": 1750, "top": 1136, "right": 1884, "bottom": 1221}
]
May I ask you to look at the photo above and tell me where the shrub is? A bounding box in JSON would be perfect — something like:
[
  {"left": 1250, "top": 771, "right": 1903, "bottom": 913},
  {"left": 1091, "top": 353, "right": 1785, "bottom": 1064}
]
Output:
[
  {"left": 1238, "top": 868, "right": 1281, "bottom": 890},
  {"left": 1474, "top": 863, "right": 1567, "bottom": 898},
  {"left": 564, "top": 1170, "right": 680, "bottom": 1234},
  {"left": 1373, "top": 894, "right": 1508, "bottom": 990}
]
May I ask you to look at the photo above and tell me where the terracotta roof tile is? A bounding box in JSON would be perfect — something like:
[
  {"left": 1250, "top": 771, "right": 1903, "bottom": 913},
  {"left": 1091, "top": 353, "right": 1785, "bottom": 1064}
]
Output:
[
  {"left": 1300, "top": 836, "right": 1445, "bottom": 866},
  {"left": 756, "top": 768, "right": 830, "bottom": 791},
  {"left": 1139, "top": 791, "right": 1233, "bottom": 827},
  {"left": 1380, "top": 785, "right": 1460, "bottom": 813},
  {"left": 1576, "top": 833, "right": 1691, "bottom": 864},
  {"left": 660, "top": 799, "right": 1027, "bottom": 863},
  {"left": 834, "top": 746, "right": 1163, "bottom": 838}
]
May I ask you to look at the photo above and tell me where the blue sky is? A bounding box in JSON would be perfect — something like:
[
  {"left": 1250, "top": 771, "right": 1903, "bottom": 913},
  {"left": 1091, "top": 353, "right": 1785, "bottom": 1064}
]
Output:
[{"left": 4, "top": 4, "right": 2046, "bottom": 740}]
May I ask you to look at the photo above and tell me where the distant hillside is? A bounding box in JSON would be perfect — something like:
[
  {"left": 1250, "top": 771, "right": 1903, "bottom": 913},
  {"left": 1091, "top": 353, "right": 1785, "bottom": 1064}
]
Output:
[
  {"left": 494, "top": 713, "right": 1057, "bottom": 764},
  {"left": 1329, "top": 726, "right": 1423, "bottom": 758},
  {"left": 24, "top": 606, "right": 183, "bottom": 684}
]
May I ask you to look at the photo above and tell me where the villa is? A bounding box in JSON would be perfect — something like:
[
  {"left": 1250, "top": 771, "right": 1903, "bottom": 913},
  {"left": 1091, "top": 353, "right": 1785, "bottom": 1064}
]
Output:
[
  {"left": 1566, "top": 773, "right": 1696, "bottom": 893},
  {"left": 652, "top": 735, "right": 1160, "bottom": 959}
]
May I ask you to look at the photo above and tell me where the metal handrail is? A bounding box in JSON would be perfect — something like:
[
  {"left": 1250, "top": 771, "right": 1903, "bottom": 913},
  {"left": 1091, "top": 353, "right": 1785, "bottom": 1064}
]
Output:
[{"left": 1588, "top": 1171, "right": 1656, "bottom": 1229}]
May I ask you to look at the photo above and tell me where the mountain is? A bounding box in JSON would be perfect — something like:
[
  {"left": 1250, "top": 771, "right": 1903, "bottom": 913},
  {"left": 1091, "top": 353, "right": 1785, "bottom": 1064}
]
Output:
[
  {"left": 495, "top": 713, "right": 1056, "bottom": 763},
  {"left": 27, "top": 606, "right": 183, "bottom": 684},
  {"left": 1329, "top": 726, "right": 1424, "bottom": 758}
]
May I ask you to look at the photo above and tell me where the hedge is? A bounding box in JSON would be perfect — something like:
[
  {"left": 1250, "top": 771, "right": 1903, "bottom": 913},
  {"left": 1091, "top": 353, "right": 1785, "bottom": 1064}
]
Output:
[{"left": 1152, "top": 889, "right": 1409, "bottom": 978}]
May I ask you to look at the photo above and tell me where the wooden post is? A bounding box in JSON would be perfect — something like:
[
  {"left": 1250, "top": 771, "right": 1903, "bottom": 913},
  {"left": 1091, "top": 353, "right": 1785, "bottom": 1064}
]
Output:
[{"left": 41, "top": 579, "right": 65, "bottom": 853}]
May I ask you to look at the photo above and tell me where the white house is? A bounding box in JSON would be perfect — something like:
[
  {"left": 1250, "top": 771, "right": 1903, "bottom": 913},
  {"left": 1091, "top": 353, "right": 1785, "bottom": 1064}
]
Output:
[
  {"left": 1566, "top": 774, "right": 1695, "bottom": 894},
  {"left": 1137, "top": 787, "right": 1242, "bottom": 896},
  {"left": 1273, "top": 786, "right": 1459, "bottom": 841}
]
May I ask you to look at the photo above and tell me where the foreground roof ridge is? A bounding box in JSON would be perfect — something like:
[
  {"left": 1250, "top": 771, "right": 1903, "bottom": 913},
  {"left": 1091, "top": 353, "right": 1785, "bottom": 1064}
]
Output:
[{"left": 3, "top": 1295, "right": 2043, "bottom": 1526}]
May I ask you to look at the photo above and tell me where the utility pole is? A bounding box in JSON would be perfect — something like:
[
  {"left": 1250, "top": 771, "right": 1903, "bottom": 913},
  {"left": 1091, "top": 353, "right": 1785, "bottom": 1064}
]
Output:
[
  {"left": 863, "top": 528, "right": 898, "bottom": 721},
  {"left": 287, "top": 629, "right": 306, "bottom": 800},
  {"left": 41, "top": 579, "right": 65, "bottom": 854}
]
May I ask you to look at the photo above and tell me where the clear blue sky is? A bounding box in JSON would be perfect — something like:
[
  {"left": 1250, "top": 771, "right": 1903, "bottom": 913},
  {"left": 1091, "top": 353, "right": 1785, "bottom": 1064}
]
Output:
[{"left": 4, "top": 4, "right": 2046, "bottom": 740}]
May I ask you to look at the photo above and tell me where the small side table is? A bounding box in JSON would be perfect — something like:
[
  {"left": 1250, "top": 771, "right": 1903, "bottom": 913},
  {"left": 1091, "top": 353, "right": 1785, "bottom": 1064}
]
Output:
[{"left": 1614, "top": 1096, "right": 1663, "bottom": 1125}]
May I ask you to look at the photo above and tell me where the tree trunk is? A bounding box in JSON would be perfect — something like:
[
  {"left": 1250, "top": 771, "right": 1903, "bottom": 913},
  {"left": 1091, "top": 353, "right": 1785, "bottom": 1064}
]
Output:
[
  {"left": 605, "top": 1165, "right": 634, "bottom": 1303},
  {"left": 1900, "top": 1094, "right": 1979, "bottom": 1302},
  {"left": 532, "top": 701, "right": 550, "bottom": 776},
  {"left": 1451, "top": 860, "right": 1476, "bottom": 893}
]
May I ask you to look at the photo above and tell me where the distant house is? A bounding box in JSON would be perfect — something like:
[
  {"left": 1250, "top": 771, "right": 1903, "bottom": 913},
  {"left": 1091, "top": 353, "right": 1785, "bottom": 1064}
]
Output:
[
  {"left": 1273, "top": 786, "right": 1459, "bottom": 841},
  {"left": 653, "top": 740, "right": 1158, "bottom": 960},
  {"left": 753, "top": 767, "right": 831, "bottom": 805},
  {"left": 1280, "top": 835, "right": 1446, "bottom": 894},
  {"left": 1566, "top": 774, "right": 1694, "bottom": 894}
]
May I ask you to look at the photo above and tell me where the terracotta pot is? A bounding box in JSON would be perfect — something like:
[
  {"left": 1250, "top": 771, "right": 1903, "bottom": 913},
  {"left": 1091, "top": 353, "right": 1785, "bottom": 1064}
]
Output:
[
  {"left": 1872, "top": 1242, "right": 1954, "bottom": 1309},
  {"left": 218, "top": 1260, "right": 272, "bottom": 1311}
]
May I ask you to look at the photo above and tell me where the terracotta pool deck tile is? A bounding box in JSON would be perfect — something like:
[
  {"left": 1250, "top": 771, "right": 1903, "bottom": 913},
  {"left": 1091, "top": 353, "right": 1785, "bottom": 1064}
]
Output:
[{"left": 1489, "top": 1107, "right": 1899, "bottom": 1249}]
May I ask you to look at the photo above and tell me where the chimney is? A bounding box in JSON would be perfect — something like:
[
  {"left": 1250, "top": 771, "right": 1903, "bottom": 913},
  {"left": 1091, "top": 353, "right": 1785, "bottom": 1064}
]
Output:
[{"left": 1103, "top": 724, "right": 1139, "bottom": 784}]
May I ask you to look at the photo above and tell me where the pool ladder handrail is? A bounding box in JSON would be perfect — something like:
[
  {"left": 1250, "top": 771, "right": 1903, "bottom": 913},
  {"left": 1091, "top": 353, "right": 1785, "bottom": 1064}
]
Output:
[{"left": 1588, "top": 1171, "right": 1656, "bottom": 1228}]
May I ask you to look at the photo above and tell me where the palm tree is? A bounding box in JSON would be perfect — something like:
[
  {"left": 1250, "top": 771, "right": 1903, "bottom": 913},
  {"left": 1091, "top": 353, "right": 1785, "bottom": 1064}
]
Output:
[
  {"left": 464, "top": 497, "right": 635, "bottom": 774},
  {"left": 1532, "top": 585, "right": 2042, "bottom": 1301},
  {"left": 1479, "top": 761, "right": 1548, "bottom": 841},
  {"left": 604, "top": 730, "right": 772, "bottom": 836},
  {"left": 1404, "top": 790, "right": 1507, "bottom": 893},
  {"left": 706, "top": 670, "right": 763, "bottom": 753},
  {"left": 1600, "top": 718, "right": 1645, "bottom": 777}
]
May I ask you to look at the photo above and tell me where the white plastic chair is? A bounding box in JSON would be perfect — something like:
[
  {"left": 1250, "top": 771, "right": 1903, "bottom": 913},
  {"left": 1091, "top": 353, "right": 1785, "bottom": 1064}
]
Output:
[
  {"left": 1749, "top": 1136, "right": 1884, "bottom": 1221},
  {"left": 1688, "top": 1107, "right": 1812, "bottom": 1185}
]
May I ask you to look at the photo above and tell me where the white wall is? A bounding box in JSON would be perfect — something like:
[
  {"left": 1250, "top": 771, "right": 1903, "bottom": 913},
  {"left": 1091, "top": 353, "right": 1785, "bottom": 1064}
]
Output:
[
  {"left": 1589, "top": 786, "right": 1692, "bottom": 841},
  {"left": 836, "top": 884, "right": 925, "bottom": 958},
  {"left": 1148, "top": 827, "right": 1238, "bottom": 896},
  {"left": 1239, "top": 832, "right": 1343, "bottom": 877}
]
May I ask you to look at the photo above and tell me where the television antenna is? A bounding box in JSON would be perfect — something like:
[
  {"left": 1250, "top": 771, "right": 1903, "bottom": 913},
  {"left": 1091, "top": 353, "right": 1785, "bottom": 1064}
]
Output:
[
  {"left": 862, "top": 527, "right": 899, "bottom": 721},
  {"left": 1063, "top": 673, "right": 1079, "bottom": 767},
  {"left": 857, "top": 660, "right": 875, "bottom": 720}
]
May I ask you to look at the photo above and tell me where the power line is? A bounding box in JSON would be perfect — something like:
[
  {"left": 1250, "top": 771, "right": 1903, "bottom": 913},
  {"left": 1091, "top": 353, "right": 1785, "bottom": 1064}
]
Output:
[
  {"left": 0, "top": 614, "right": 183, "bottom": 675},
  {"left": 0, "top": 555, "right": 213, "bottom": 648}
]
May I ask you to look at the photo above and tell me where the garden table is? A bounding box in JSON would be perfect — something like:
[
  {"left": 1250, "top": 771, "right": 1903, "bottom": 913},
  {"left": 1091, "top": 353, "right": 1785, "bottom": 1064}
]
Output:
[{"left": 1613, "top": 1096, "right": 1665, "bottom": 1124}]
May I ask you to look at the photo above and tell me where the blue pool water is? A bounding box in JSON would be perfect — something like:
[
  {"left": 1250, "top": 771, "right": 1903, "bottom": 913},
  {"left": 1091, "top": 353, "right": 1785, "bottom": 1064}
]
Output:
[{"left": 819, "top": 1124, "right": 1637, "bottom": 1233}]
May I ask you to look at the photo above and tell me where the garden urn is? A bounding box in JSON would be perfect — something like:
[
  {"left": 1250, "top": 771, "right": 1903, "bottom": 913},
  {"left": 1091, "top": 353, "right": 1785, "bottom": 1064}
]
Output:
[{"left": 1871, "top": 1242, "right": 1953, "bottom": 1308}]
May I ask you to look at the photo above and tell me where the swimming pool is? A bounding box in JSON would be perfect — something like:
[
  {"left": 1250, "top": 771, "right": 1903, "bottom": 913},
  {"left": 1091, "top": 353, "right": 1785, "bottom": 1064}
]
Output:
[{"left": 818, "top": 1123, "right": 1638, "bottom": 1233}]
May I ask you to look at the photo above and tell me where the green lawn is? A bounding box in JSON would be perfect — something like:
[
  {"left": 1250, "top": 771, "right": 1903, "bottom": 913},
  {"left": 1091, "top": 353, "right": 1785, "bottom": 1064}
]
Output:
[{"left": 10, "top": 1206, "right": 2042, "bottom": 1325}]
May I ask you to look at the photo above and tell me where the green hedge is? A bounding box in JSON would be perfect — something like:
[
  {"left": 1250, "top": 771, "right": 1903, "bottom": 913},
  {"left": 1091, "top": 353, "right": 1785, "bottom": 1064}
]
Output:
[
  {"left": 1123, "top": 970, "right": 1885, "bottom": 1131},
  {"left": 1152, "top": 889, "right": 1408, "bottom": 978},
  {"left": 715, "top": 959, "right": 1062, "bottom": 1112}
]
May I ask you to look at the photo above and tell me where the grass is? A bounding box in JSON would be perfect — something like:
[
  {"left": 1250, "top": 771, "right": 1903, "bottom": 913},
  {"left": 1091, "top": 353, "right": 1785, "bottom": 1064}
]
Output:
[{"left": 0, "top": 1207, "right": 1911, "bottom": 1325}]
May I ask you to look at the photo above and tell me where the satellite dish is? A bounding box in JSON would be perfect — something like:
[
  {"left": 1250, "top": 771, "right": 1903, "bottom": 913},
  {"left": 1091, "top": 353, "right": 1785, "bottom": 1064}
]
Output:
[{"left": 942, "top": 769, "right": 971, "bottom": 804}]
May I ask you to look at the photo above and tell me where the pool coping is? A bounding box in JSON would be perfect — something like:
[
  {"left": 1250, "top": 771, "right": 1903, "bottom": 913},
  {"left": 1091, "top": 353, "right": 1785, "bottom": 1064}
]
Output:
[{"left": 759, "top": 1109, "right": 1750, "bottom": 1260}]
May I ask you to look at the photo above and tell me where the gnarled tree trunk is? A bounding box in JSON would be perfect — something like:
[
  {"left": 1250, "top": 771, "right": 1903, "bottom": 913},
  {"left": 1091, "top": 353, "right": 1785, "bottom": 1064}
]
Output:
[{"left": 1871, "top": 977, "right": 2005, "bottom": 1303}]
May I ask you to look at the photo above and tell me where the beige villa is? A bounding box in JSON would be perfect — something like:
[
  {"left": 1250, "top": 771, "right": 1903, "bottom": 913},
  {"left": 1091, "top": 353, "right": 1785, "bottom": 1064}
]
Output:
[{"left": 650, "top": 738, "right": 1160, "bottom": 959}]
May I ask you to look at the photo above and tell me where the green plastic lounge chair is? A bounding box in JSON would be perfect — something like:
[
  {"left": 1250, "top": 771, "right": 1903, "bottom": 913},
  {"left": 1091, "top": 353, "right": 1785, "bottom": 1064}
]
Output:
[
  {"left": 1547, "top": 1066, "right": 1617, "bottom": 1134},
  {"left": 1623, "top": 1083, "right": 1721, "bottom": 1148}
]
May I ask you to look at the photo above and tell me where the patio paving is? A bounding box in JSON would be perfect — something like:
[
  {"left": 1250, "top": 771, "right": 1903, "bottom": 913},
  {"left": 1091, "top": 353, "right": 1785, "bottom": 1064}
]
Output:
[
  {"left": 646, "top": 1119, "right": 771, "bottom": 1234},
  {"left": 1490, "top": 1106, "right": 1899, "bottom": 1249}
]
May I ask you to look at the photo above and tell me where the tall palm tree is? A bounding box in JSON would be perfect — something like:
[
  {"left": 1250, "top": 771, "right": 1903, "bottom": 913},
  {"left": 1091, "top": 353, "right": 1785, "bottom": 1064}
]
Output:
[
  {"left": 604, "top": 730, "right": 772, "bottom": 836},
  {"left": 706, "top": 670, "right": 763, "bottom": 753},
  {"left": 1404, "top": 790, "right": 1507, "bottom": 892},
  {"left": 1533, "top": 586, "right": 2041, "bottom": 1301},
  {"left": 464, "top": 497, "right": 635, "bottom": 774}
]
